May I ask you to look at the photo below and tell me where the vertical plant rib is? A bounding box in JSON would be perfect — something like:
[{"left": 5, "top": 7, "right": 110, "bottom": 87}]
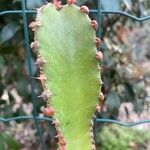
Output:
[{"left": 32, "top": 3, "right": 103, "bottom": 150}]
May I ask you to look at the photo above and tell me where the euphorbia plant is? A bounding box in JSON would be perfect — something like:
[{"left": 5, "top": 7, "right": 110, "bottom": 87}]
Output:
[{"left": 29, "top": 0, "right": 104, "bottom": 149}]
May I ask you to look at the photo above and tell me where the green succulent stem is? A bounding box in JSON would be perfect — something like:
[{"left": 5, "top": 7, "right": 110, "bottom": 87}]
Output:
[{"left": 31, "top": 3, "right": 102, "bottom": 150}]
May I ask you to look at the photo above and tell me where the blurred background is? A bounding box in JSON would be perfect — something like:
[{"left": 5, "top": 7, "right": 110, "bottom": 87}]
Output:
[{"left": 0, "top": 0, "right": 150, "bottom": 149}]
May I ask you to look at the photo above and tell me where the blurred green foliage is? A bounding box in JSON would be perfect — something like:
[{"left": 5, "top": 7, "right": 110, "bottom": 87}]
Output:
[
  {"left": 96, "top": 124, "right": 150, "bottom": 150},
  {"left": 0, "top": 133, "right": 20, "bottom": 150}
]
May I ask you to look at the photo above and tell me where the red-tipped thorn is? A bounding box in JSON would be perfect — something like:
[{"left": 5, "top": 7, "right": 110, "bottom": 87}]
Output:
[
  {"left": 99, "top": 92, "right": 104, "bottom": 101},
  {"left": 95, "top": 37, "right": 101, "bottom": 48},
  {"left": 92, "top": 144, "right": 96, "bottom": 150},
  {"left": 60, "top": 146, "right": 66, "bottom": 150},
  {"left": 80, "top": 5, "right": 89, "bottom": 14},
  {"left": 53, "top": 0, "right": 62, "bottom": 10},
  {"left": 30, "top": 41, "right": 39, "bottom": 53},
  {"left": 91, "top": 20, "right": 98, "bottom": 31},
  {"left": 29, "top": 21, "right": 40, "bottom": 31},
  {"left": 43, "top": 107, "right": 55, "bottom": 117},
  {"left": 59, "top": 138, "right": 67, "bottom": 146},
  {"left": 96, "top": 51, "right": 103, "bottom": 61},
  {"left": 67, "top": 0, "right": 76, "bottom": 5}
]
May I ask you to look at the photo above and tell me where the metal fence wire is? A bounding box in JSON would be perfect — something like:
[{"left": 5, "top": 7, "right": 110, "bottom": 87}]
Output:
[{"left": 0, "top": 0, "right": 150, "bottom": 149}]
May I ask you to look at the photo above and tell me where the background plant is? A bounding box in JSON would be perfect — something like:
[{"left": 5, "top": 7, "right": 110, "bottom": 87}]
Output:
[{"left": 96, "top": 124, "right": 150, "bottom": 150}]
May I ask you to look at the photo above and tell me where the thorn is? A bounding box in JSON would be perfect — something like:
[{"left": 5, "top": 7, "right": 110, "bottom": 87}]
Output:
[
  {"left": 35, "top": 55, "right": 46, "bottom": 69},
  {"left": 40, "top": 106, "right": 45, "bottom": 112},
  {"left": 56, "top": 128, "right": 62, "bottom": 134},
  {"left": 96, "top": 51, "right": 103, "bottom": 61},
  {"left": 80, "top": 5, "right": 89, "bottom": 14},
  {"left": 90, "top": 120, "right": 94, "bottom": 127},
  {"left": 60, "top": 146, "right": 66, "bottom": 150},
  {"left": 52, "top": 119, "right": 60, "bottom": 126},
  {"left": 33, "top": 73, "right": 47, "bottom": 87},
  {"left": 98, "top": 66, "right": 104, "bottom": 75},
  {"left": 98, "top": 66, "right": 102, "bottom": 71},
  {"left": 30, "top": 41, "right": 39, "bottom": 52},
  {"left": 59, "top": 138, "right": 67, "bottom": 146},
  {"left": 90, "top": 127, "right": 93, "bottom": 132},
  {"left": 29, "top": 21, "right": 40, "bottom": 31},
  {"left": 55, "top": 132, "right": 64, "bottom": 139},
  {"left": 67, "top": 0, "right": 76, "bottom": 5},
  {"left": 35, "top": 74, "right": 47, "bottom": 81},
  {"left": 90, "top": 132, "right": 94, "bottom": 139},
  {"left": 95, "top": 37, "right": 101, "bottom": 48},
  {"left": 92, "top": 144, "right": 96, "bottom": 150},
  {"left": 55, "top": 133, "right": 64, "bottom": 139},
  {"left": 99, "top": 92, "right": 104, "bottom": 101},
  {"left": 99, "top": 79, "right": 103, "bottom": 85},
  {"left": 53, "top": 0, "right": 62, "bottom": 10},
  {"left": 91, "top": 138, "right": 95, "bottom": 144},
  {"left": 92, "top": 114, "right": 96, "bottom": 119},
  {"left": 38, "top": 89, "right": 52, "bottom": 101},
  {"left": 91, "top": 20, "right": 98, "bottom": 31},
  {"left": 54, "top": 134, "right": 59, "bottom": 139},
  {"left": 43, "top": 107, "right": 55, "bottom": 117},
  {"left": 96, "top": 104, "right": 101, "bottom": 112},
  {"left": 58, "top": 133, "right": 64, "bottom": 139}
]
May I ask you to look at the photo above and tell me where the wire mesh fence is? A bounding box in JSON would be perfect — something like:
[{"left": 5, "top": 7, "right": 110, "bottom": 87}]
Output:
[{"left": 0, "top": 0, "right": 150, "bottom": 149}]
